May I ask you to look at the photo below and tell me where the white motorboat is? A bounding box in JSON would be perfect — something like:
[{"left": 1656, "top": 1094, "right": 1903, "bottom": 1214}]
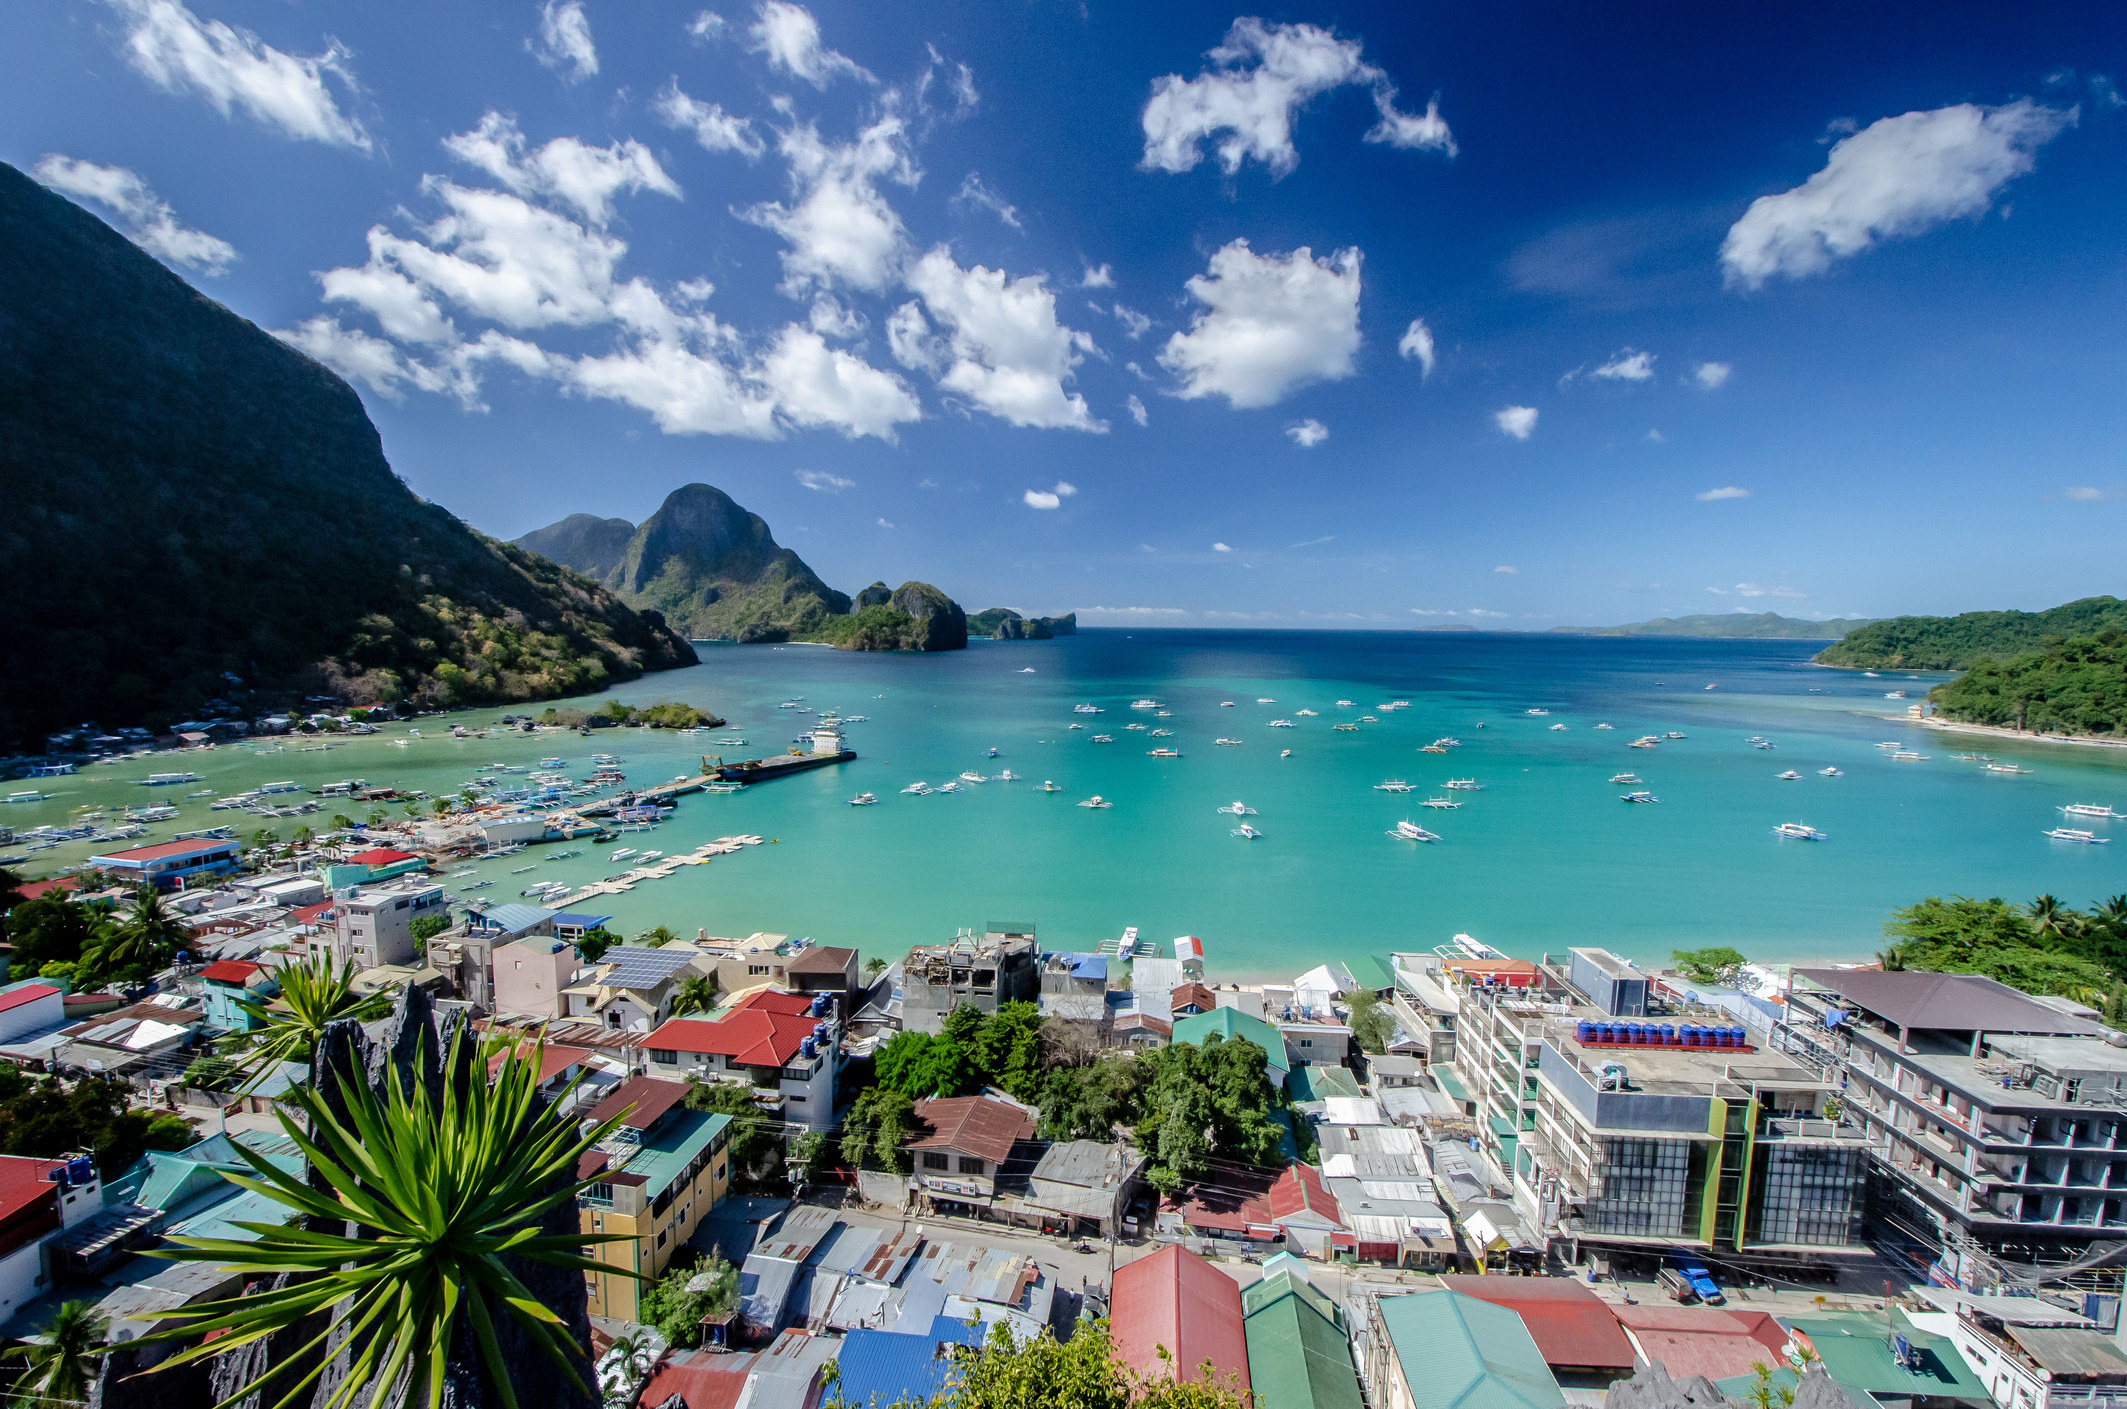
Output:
[
  {"left": 1019, "top": 667, "right": 1036, "bottom": 673},
  {"left": 1663, "top": 732, "right": 1686, "bottom": 740},
  {"left": 1217, "top": 801, "right": 1257, "bottom": 815},
  {"left": 901, "top": 782, "right": 932, "bottom": 795},
  {"left": 1374, "top": 781, "right": 1415, "bottom": 792},
  {"left": 1443, "top": 778, "right": 1485, "bottom": 791},
  {"left": 1146, "top": 748, "right": 1182, "bottom": 758},
  {"left": 1418, "top": 797, "right": 1461, "bottom": 810},
  {"left": 1231, "top": 824, "right": 1264, "bottom": 839},
  {"left": 2047, "top": 828, "right": 2109, "bottom": 843},
  {"left": 1336, "top": 699, "right": 1354, "bottom": 707},
  {"left": 998, "top": 770, "right": 1019, "bottom": 781},
  {"left": 1629, "top": 736, "right": 1659, "bottom": 749},
  {"left": 1221, "top": 701, "right": 1236, "bottom": 707},
  {"left": 1215, "top": 738, "right": 1244, "bottom": 747},
  {"left": 1526, "top": 708, "right": 1551, "bottom": 716},
  {"left": 1040, "top": 780, "right": 1061, "bottom": 792},
  {"left": 1593, "top": 723, "right": 1615, "bottom": 730},
  {"left": 1091, "top": 734, "right": 1114, "bottom": 744},
  {"left": 1077, "top": 795, "right": 1112, "bottom": 808},
  {"left": 1268, "top": 719, "right": 1296, "bottom": 729},
  {"left": 1772, "top": 823, "right": 1827, "bottom": 840},
  {"left": 848, "top": 793, "right": 878, "bottom": 806},
  {"left": 1296, "top": 708, "right": 1319, "bottom": 717},
  {"left": 1073, "top": 704, "right": 1103, "bottom": 714},
  {"left": 1609, "top": 773, "right": 1643, "bottom": 785},
  {"left": 1257, "top": 698, "right": 1277, "bottom": 703},
  {"left": 939, "top": 782, "right": 963, "bottom": 794},
  {"left": 1776, "top": 770, "right": 1802, "bottom": 780},
  {"left": 637, "top": 851, "right": 663, "bottom": 862},
  {"left": 609, "top": 848, "right": 636, "bottom": 862},
  {"left": 1620, "top": 791, "right": 1660, "bottom": 804},
  {"left": 1280, "top": 749, "right": 1292, "bottom": 758},
  {"left": 1150, "top": 729, "right": 1174, "bottom": 737},
  {"left": 1131, "top": 699, "right": 1160, "bottom": 709},
  {"left": 1333, "top": 723, "right": 1359, "bottom": 732},
  {"left": 1548, "top": 723, "right": 1569, "bottom": 731},
  {"left": 1819, "top": 766, "right": 1844, "bottom": 777},
  {"left": 2062, "top": 804, "right": 2120, "bottom": 819},
  {"left": 1889, "top": 751, "right": 1927, "bottom": 762},
  {"left": 1124, "top": 723, "right": 1147, "bottom": 731},
  {"left": 1986, "top": 763, "right": 2033, "bottom": 775},
  {"left": 959, "top": 772, "right": 988, "bottom": 784},
  {"left": 1390, "top": 820, "right": 1440, "bottom": 842}
]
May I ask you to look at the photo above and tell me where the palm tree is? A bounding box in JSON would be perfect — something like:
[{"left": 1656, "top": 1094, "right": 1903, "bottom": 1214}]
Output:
[
  {"left": 638, "top": 925, "right": 678, "bottom": 948},
  {"left": 7, "top": 1299, "right": 107, "bottom": 1407},
  {"left": 863, "top": 956, "right": 888, "bottom": 983},
  {"left": 669, "top": 973, "right": 719, "bottom": 1018},
  {"left": 84, "top": 885, "right": 189, "bottom": 984},
  {"left": 231, "top": 955, "right": 394, "bottom": 1086},
  {"left": 2030, "top": 894, "right": 2068, "bottom": 936},
  {"left": 137, "top": 1032, "right": 638, "bottom": 1409}
]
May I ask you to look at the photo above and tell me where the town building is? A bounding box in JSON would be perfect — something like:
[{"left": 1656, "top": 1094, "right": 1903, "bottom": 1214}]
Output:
[
  {"left": 782, "top": 945, "right": 861, "bottom": 1017},
  {"left": 329, "top": 881, "right": 448, "bottom": 970},
  {"left": 562, "top": 945, "right": 701, "bottom": 1033},
  {"left": 1613, "top": 1304, "right": 1795, "bottom": 1382},
  {"left": 642, "top": 989, "right": 839, "bottom": 1130},
  {"left": 1171, "top": 1006, "right": 1291, "bottom": 1082},
  {"left": 1109, "top": 1244, "right": 1252, "bottom": 1396},
  {"left": 84, "top": 838, "right": 242, "bottom": 890},
  {"left": 491, "top": 936, "right": 579, "bottom": 1020},
  {"left": 55, "top": 1002, "right": 201, "bottom": 1079},
  {"left": 1363, "top": 1289, "right": 1565, "bottom": 1409},
  {"left": 901, "top": 929, "right": 1040, "bottom": 1034},
  {"left": 1242, "top": 1259, "right": 1364, "bottom": 1409},
  {"left": 1918, "top": 1288, "right": 2127, "bottom": 1409},
  {"left": 1777, "top": 969, "right": 2127, "bottom": 1276},
  {"left": 196, "top": 960, "right": 275, "bottom": 1033},
  {"left": 320, "top": 847, "right": 428, "bottom": 890},
  {"left": 0, "top": 984, "right": 66, "bottom": 1046},
  {"left": 906, "top": 1094, "right": 1035, "bottom": 1218},
  {"left": 1019, "top": 1140, "right": 1145, "bottom": 1239},
  {"left": 576, "top": 1076, "right": 732, "bottom": 1323},
  {"left": 1038, "top": 952, "right": 1109, "bottom": 1024},
  {"left": 0, "top": 1153, "right": 108, "bottom": 1325},
  {"left": 1172, "top": 982, "right": 1215, "bottom": 1017},
  {"left": 1747, "top": 1309, "right": 1990, "bottom": 1408},
  {"left": 1435, "top": 1275, "right": 1638, "bottom": 1382}
]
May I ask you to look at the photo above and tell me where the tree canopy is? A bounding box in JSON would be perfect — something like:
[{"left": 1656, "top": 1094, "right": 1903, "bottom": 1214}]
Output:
[
  {"left": 1882, "top": 895, "right": 2122, "bottom": 1004},
  {"left": 1134, "top": 1035, "right": 1290, "bottom": 1194},
  {"left": 1672, "top": 946, "right": 1749, "bottom": 986},
  {"left": 1928, "top": 630, "right": 2127, "bottom": 736}
]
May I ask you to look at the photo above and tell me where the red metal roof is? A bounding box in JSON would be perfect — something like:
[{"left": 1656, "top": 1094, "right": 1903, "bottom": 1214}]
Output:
[
  {"left": 1266, "top": 1163, "right": 1343, "bottom": 1227},
  {"left": 645, "top": 1006, "right": 817, "bottom": 1067},
  {"left": 86, "top": 839, "right": 238, "bottom": 864},
  {"left": 345, "top": 848, "right": 419, "bottom": 865},
  {"left": 1110, "top": 1245, "right": 1251, "bottom": 1394},
  {"left": 1170, "top": 982, "right": 1216, "bottom": 1013},
  {"left": 1436, "top": 1275, "right": 1637, "bottom": 1369},
  {"left": 198, "top": 960, "right": 264, "bottom": 985},
  {"left": 732, "top": 988, "right": 815, "bottom": 1016},
  {"left": 908, "top": 1096, "right": 1035, "bottom": 1164},
  {"left": 488, "top": 1043, "right": 594, "bottom": 1086},
  {"left": 584, "top": 1076, "right": 689, "bottom": 1132},
  {"left": 1168, "top": 1171, "right": 1276, "bottom": 1236},
  {"left": 289, "top": 900, "right": 335, "bottom": 926},
  {"left": 16, "top": 879, "right": 78, "bottom": 901},
  {"left": 1615, "top": 1306, "right": 1791, "bottom": 1381},
  {"left": 635, "top": 1351, "right": 751, "bottom": 1409},
  {"left": 0, "top": 985, "right": 61, "bottom": 1015}
]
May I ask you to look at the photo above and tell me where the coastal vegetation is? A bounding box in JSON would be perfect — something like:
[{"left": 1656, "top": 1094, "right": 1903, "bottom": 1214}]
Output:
[
  {"left": 2, "top": 885, "right": 186, "bottom": 990},
  {"left": 966, "top": 608, "right": 1078, "bottom": 640},
  {"left": 0, "top": 161, "right": 695, "bottom": 746},
  {"left": 1926, "top": 630, "right": 2127, "bottom": 736},
  {"left": 1672, "top": 946, "right": 1750, "bottom": 985},
  {"left": 1557, "top": 612, "right": 1876, "bottom": 640},
  {"left": 535, "top": 699, "right": 723, "bottom": 729},
  {"left": 636, "top": 1249, "right": 738, "bottom": 1349},
  {"left": 1817, "top": 596, "right": 2127, "bottom": 671},
  {"left": 0, "top": 1064, "right": 192, "bottom": 1176},
  {"left": 1880, "top": 894, "right": 2127, "bottom": 1007}
]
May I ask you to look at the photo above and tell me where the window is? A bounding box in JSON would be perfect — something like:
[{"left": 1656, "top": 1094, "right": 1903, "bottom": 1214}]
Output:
[
  {"left": 923, "top": 1152, "right": 948, "bottom": 1170},
  {"left": 1300, "top": 1039, "right": 1313, "bottom": 1048},
  {"left": 749, "top": 965, "right": 769, "bottom": 975},
  {"left": 650, "top": 1050, "right": 677, "bottom": 1065},
  {"left": 958, "top": 1157, "right": 984, "bottom": 1175}
]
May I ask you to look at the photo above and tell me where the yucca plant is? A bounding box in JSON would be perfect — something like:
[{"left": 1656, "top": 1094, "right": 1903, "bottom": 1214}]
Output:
[
  {"left": 137, "top": 1030, "right": 638, "bottom": 1409},
  {"left": 230, "top": 954, "right": 394, "bottom": 1087}
]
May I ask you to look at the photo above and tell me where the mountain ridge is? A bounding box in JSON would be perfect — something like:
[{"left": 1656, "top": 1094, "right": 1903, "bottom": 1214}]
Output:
[
  {"left": 1815, "top": 597, "right": 2127, "bottom": 671},
  {"left": 0, "top": 161, "right": 695, "bottom": 747},
  {"left": 1555, "top": 612, "right": 1876, "bottom": 640}
]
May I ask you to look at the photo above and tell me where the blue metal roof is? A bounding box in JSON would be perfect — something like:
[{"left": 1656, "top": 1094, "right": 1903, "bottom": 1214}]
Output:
[
  {"left": 464, "top": 902, "right": 555, "bottom": 934},
  {"left": 1053, "top": 953, "right": 1107, "bottom": 980},
  {"left": 833, "top": 1321, "right": 983, "bottom": 1408},
  {"left": 551, "top": 911, "right": 614, "bottom": 929}
]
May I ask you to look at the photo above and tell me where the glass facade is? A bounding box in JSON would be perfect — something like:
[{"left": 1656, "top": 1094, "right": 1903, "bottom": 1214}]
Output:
[
  {"left": 1583, "top": 1136, "right": 1691, "bottom": 1236},
  {"left": 1746, "top": 1143, "right": 1867, "bottom": 1246}
]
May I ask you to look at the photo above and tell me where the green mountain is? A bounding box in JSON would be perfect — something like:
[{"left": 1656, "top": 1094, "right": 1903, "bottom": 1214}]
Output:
[
  {"left": 1816, "top": 597, "right": 2127, "bottom": 671},
  {"left": 967, "top": 608, "right": 1077, "bottom": 640},
  {"left": 1556, "top": 612, "right": 1876, "bottom": 640},
  {"left": 1928, "top": 633, "right": 2127, "bottom": 736},
  {"left": 514, "top": 485, "right": 975, "bottom": 651},
  {"left": 0, "top": 161, "right": 695, "bottom": 747}
]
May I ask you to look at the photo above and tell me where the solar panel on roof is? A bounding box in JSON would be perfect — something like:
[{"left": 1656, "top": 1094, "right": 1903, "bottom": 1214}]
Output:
[{"left": 600, "top": 946, "right": 700, "bottom": 988}]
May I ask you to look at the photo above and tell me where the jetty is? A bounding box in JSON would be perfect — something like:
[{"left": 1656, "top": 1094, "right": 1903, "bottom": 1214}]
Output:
[{"left": 550, "top": 834, "right": 767, "bottom": 907}]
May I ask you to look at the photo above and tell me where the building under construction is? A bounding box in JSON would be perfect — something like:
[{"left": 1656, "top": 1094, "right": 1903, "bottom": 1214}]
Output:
[{"left": 901, "top": 924, "right": 1041, "bottom": 1034}]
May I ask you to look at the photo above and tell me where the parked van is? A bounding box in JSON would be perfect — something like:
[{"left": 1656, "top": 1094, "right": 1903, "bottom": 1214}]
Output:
[{"left": 1657, "top": 1267, "right": 1698, "bottom": 1303}]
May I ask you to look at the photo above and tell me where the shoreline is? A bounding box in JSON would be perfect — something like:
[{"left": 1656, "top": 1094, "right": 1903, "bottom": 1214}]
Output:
[{"left": 1913, "top": 716, "right": 2127, "bottom": 752}]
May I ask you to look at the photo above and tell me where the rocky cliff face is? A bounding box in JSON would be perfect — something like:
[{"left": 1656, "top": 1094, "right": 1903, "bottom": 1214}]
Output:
[
  {"left": 0, "top": 161, "right": 695, "bottom": 745},
  {"left": 515, "top": 483, "right": 850, "bottom": 642},
  {"left": 967, "top": 608, "right": 1078, "bottom": 640},
  {"left": 887, "top": 582, "right": 968, "bottom": 651}
]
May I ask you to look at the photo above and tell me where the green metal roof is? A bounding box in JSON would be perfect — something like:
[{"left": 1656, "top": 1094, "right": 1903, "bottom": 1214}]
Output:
[
  {"left": 1244, "top": 1271, "right": 1364, "bottom": 1409},
  {"left": 609, "top": 1109, "right": 730, "bottom": 1197},
  {"left": 1435, "top": 1069, "right": 1472, "bottom": 1103},
  {"left": 1286, "top": 1064, "right": 1364, "bottom": 1103},
  {"left": 1348, "top": 955, "right": 1397, "bottom": 991},
  {"left": 1171, "top": 1007, "right": 1290, "bottom": 1075},
  {"left": 1769, "top": 1312, "right": 1989, "bottom": 1399},
  {"left": 1374, "top": 1291, "right": 1564, "bottom": 1409}
]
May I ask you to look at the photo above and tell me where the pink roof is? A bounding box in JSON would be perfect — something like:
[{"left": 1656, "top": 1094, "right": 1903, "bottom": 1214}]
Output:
[
  {"left": 345, "top": 848, "right": 418, "bottom": 865},
  {"left": 1169, "top": 1171, "right": 1276, "bottom": 1236},
  {"left": 1266, "top": 1164, "right": 1343, "bottom": 1227},
  {"left": 1436, "top": 1275, "right": 1638, "bottom": 1370},
  {"left": 87, "top": 839, "right": 238, "bottom": 864},
  {"left": 198, "top": 960, "right": 264, "bottom": 984},
  {"left": 1110, "top": 1245, "right": 1251, "bottom": 1394},
  {"left": 0, "top": 986, "right": 59, "bottom": 1015},
  {"left": 1615, "top": 1306, "right": 1791, "bottom": 1381}
]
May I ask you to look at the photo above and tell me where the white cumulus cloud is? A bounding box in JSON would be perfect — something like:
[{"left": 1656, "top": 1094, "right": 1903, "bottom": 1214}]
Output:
[
  {"left": 1213, "top": 542, "right": 1235, "bottom": 552},
  {"left": 654, "top": 82, "right": 765, "bottom": 159},
  {"left": 900, "top": 248, "right": 1102, "bottom": 431},
  {"left": 951, "top": 172, "right": 1020, "bottom": 230},
  {"left": 1159, "top": 240, "right": 1361, "bottom": 409},
  {"left": 1693, "top": 361, "right": 1732, "bottom": 389},
  {"left": 532, "top": 0, "right": 598, "bottom": 83},
  {"left": 794, "top": 468, "right": 855, "bottom": 492},
  {"left": 1590, "top": 348, "right": 1656, "bottom": 382},
  {"left": 1109, "top": 304, "right": 1151, "bottom": 339},
  {"left": 107, "top": 0, "right": 369, "bottom": 149},
  {"left": 33, "top": 155, "right": 237, "bottom": 275},
  {"left": 1286, "top": 418, "right": 1328, "bottom": 447},
  {"left": 1140, "top": 17, "right": 1453, "bottom": 177},
  {"left": 1023, "top": 481, "right": 1076, "bottom": 510},
  {"left": 687, "top": 11, "right": 725, "bottom": 40},
  {"left": 1126, "top": 394, "right": 1148, "bottom": 426},
  {"left": 443, "top": 112, "right": 679, "bottom": 227},
  {"left": 1397, "top": 317, "right": 1435, "bottom": 377},
  {"left": 1721, "top": 98, "right": 2075, "bottom": 289},
  {"left": 745, "top": 115, "right": 915, "bottom": 295},
  {"left": 1080, "top": 263, "right": 1115, "bottom": 289},
  {"left": 1696, "top": 486, "right": 1750, "bottom": 501},
  {"left": 748, "top": 0, "right": 871, "bottom": 87},
  {"left": 1494, "top": 405, "right": 1538, "bottom": 440}
]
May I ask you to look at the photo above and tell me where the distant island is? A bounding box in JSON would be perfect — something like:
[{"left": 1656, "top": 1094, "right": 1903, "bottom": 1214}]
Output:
[
  {"left": 0, "top": 161, "right": 694, "bottom": 749},
  {"left": 1554, "top": 612, "right": 1877, "bottom": 640},
  {"left": 515, "top": 484, "right": 1067, "bottom": 653},
  {"left": 1815, "top": 596, "right": 2127, "bottom": 671}
]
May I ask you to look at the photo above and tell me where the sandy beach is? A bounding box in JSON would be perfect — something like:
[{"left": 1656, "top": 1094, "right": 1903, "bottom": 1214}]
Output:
[{"left": 1914, "top": 715, "right": 2127, "bottom": 751}]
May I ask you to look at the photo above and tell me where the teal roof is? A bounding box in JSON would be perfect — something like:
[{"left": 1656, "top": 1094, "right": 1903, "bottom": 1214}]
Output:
[
  {"left": 1348, "top": 956, "right": 1397, "bottom": 991},
  {"left": 1374, "top": 1291, "right": 1564, "bottom": 1409},
  {"left": 1244, "top": 1270, "right": 1364, "bottom": 1409},
  {"left": 116, "top": 1131, "right": 304, "bottom": 1214},
  {"left": 608, "top": 1109, "right": 730, "bottom": 1197},
  {"left": 168, "top": 1186, "right": 289, "bottom": 1244},
  {"left": 1435, "top": 1069, "right": 1472, "bottom": 1103},
  {"left": 1768, "top": 1312, "right": 1990, "bottom": 1400},
  {"left": 1171, "top": 1008, "right": 1290, "bottom": 1075},
  {"left": 1286, "top": 1065, "right": 1364, "bottom": 1103}
]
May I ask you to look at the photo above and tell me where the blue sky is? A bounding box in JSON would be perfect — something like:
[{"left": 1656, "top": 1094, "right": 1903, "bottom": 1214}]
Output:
[{"left": 8, "top": 1, "right": 2127, "bottom": 627}]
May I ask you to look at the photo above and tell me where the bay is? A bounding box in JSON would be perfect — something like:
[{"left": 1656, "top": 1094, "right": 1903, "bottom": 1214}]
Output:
[{"left": 16, "top": 630, "right": 2127, "bottom": 979}]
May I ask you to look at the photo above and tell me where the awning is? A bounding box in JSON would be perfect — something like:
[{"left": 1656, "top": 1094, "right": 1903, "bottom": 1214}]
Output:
[{"left": 1435, "top": 1070, "right": 1472, "bottom": 1103}]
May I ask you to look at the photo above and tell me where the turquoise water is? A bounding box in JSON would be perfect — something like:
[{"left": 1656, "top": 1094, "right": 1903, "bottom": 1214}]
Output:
[{"left": 15, "top": 631, "right": 2127, "bottom": 979}]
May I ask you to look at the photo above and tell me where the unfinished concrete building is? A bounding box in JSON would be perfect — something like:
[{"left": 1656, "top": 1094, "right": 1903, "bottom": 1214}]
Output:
[{"left": 902, "top": 926, "right": 1040, "bottom": 1034}]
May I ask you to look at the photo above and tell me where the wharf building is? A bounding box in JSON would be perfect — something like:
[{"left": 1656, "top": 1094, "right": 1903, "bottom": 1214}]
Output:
[
  {"left": 1776, "top": 969, "right": 2127, "bottom": 1285},
  {"left": 1452, "top": 947, "right": 1868, "bottom": 1272}
]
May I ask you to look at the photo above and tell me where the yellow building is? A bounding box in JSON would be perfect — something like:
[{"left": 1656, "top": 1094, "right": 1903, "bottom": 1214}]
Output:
[{"left": 577, "top": 1075, "right": 733, "bottom": 1323}]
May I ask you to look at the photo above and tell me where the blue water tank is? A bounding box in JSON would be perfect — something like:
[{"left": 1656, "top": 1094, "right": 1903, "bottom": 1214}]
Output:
[
  {"left": 1576, "top": 1021, "right": 1595, "bottom": 1042},
  {"left": 1731, "top": 1025, "right": 1747, "bottom": 1046},
  {"left": 810, "top": 992, "right": 831, "bottom": 1017},
  {"left": 1683, "top": 1024, "right": 1702, "bottom": 1047},
  {"left": 1626, "top": 1022, "right": 1646, "bottom": 1044},
  {"left": 800, "top": 1035, "right": 817, "bottom": 1058},
  {"left": 66, "top": 1156, "right": 93, "bottom": 1186},
  {"left": 1659, "top": 1024, "right": 1676, "bottom": 1043}
]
